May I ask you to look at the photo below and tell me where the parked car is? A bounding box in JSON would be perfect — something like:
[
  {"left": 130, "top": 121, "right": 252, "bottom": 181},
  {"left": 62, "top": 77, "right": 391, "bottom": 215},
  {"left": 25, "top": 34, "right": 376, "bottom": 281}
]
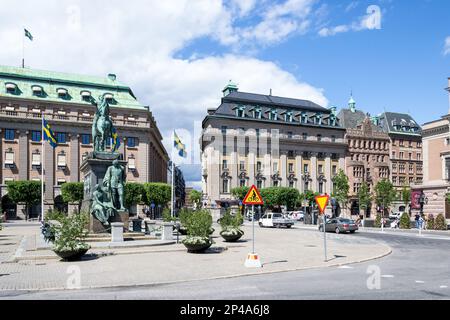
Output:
[
  {"left": 389, "top": 211, "right": 404, "bottom": 220},
  {"left": 288, "top": 211, "right": 304, "bottom": 221},
  {"left": 318, "top": 217, "right": 358, "bottom": 234},
  {"left": 259, "top": 213, "right": 294, "bottom": 228},
  {"left": 246, "top": 212, "right": 262, "bottom": 221}
]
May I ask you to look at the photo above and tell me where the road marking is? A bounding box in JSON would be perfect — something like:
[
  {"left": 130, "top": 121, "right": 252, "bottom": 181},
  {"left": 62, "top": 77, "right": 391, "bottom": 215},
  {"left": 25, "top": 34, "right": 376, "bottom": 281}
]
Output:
[
  {"left": 381, "top": 275, "right": 395, "bottom": 278},
  {"left": 415, "top": 280, "right": 425, "bottom": 284},
  {"left": 439, "top": 285, "right": 448, "bottom": 289},
  {"left": 337, "top": 265, "right": 354, "bottom": 269}
]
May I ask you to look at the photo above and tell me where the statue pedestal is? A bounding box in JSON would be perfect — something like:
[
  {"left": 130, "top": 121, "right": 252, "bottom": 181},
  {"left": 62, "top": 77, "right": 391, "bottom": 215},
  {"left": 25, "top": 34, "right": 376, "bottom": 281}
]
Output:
[
  {"left": 80, "top": 154, "right": 128, "bottom": 234},
  {"left": 89, "top": 210, "right": 129, "bottom": 233}
]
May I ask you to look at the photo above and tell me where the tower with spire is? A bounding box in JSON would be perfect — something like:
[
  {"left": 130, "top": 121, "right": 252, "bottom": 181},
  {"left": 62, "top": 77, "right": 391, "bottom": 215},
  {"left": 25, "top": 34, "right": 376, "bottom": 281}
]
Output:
[{"left": 348, "top": 93, "right": 356, "bottom": 113}]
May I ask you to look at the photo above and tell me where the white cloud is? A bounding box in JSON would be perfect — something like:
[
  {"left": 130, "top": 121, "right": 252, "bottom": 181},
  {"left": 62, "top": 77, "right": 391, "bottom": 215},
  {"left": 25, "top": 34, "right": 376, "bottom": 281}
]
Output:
[
  {"left": 0, "top": 0, "right": 329, "bottom": 184},
  {"left": 444, "top": 37, "right": 450, "bottom": 56},
  {"left": 318, "top": 4, "right": 382, "bottom": 37}
]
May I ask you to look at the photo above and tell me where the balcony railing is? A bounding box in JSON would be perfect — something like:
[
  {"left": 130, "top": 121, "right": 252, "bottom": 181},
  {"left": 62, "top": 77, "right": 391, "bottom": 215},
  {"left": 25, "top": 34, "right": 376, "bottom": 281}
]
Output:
[{"left": 0, "top": 109, "right": 151, "bottom": 129}]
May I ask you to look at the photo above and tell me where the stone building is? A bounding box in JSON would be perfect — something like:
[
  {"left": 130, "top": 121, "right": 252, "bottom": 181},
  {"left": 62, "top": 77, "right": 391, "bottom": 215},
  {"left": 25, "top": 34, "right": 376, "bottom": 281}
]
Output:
[
  {"left": 0, "top": 65, "right": 168, "bottom": 220},
  {"left": 201, "top": 82, "right": 347, "bottom": 219},
  {"left": 338, "top": 97, "right": 391, "bottom": 218},
  {"left": 377, "top": 112, "right": 423, "bottom": 212},
  {"left": 411, "top": 77, "right": 450, "bottom": 221}
]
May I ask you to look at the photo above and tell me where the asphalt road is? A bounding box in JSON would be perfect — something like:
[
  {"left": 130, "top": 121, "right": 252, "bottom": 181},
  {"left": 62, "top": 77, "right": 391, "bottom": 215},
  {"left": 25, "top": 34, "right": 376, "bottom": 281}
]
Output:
[{"left": 1, "top": 228, "right": 449, "bottom": 300}]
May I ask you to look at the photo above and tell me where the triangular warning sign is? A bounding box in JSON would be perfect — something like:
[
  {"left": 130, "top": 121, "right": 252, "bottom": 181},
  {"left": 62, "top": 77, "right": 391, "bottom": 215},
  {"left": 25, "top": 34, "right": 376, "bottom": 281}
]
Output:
[
  {"left": 243, "top": 185, "right": 264, "bottom": 205},
  {"left": 315, "top": 194, "right": 330, "bottom": 214}
]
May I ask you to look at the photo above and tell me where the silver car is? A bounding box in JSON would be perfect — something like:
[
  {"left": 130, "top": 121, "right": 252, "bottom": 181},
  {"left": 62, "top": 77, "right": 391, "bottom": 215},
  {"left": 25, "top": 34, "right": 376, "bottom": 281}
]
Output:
[{"left": 318, "top": 218, "right": 358, "bottom": 234}]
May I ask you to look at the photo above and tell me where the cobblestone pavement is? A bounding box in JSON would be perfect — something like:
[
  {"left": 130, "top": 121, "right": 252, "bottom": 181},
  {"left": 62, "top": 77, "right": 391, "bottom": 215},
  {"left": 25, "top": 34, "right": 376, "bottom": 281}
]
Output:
[{"left": 0, "top": 222, "right": 391, "bottom": 292}]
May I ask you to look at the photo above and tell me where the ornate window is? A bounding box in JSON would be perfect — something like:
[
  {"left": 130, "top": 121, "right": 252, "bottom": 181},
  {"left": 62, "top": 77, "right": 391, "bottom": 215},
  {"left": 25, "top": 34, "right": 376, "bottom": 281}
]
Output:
[
  {"left": 4, "top": 150, "right": 14, "bottom": 166},
  {"left": 57, "top": 151, "right": 67, "bottom": 168},
  {"left": 128, "top": 155, "right": 136, "bottom": 171},
  {"left": 31, "top": 152, "right": 41, "bottom": 167}
]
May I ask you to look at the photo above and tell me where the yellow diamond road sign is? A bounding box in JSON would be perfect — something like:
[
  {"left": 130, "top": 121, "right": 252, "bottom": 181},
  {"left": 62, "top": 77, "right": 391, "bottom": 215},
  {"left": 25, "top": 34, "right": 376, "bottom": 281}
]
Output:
[
  {"left": 243, "top": 185, "right": 264, "bottom": 205},
  {"left": 315, "top": 194, "right": 330, "bottom": 214}
]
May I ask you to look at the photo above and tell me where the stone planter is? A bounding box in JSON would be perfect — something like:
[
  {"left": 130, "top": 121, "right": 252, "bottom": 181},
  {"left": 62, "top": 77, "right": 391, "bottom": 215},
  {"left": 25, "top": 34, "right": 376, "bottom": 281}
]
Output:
[
  {"left": 183, "top": 239, "right": 212, "bottom": 253},
  {"left": 54, "top": 248, "right": 89, "bottom": 261},
  {"left": 220, "top": 230, "right": 244, "bottom": 242}
]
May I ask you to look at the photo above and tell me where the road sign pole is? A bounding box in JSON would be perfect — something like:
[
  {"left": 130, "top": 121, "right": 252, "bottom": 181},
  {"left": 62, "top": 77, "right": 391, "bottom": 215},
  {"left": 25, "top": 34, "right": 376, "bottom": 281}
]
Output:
[
  {"left": 252, "top": 205, "right": 255, "bottom": 254},
  {"left": 323, "top": 213, "right": 327, "bottom": 262}
]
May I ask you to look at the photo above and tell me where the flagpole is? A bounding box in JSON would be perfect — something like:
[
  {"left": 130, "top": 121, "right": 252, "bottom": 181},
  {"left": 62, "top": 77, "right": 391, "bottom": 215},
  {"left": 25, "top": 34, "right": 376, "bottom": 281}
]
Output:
[
  {"left": 171, "top": 131, "right": 175, "bottom": 218},
  {"left": 41, "top": 114, "right": 44, "bottom": 222},
  {"left": 22, "top": 27, "right": 25, "bottom": 68}
]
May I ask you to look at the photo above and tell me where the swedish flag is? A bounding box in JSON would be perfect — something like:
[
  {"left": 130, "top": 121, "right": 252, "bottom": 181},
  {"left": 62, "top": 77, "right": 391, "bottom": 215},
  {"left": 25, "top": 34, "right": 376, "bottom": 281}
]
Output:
[
  {"left": 111, "top": 127, "right": 120, "bottom": 152},
  {"left": 174, "top": 131, "right": 187, "bottom": 158},
  {"left": 42, "top": 119, "right": 57, "bottom": 148}
]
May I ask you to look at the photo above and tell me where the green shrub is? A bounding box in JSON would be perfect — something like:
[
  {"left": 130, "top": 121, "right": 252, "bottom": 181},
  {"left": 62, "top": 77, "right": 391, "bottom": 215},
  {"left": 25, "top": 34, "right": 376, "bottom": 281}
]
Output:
[
  {"left": 50, "top": 212, "right": 90, "bottom": 252},
  {"left": 374, "top": 213, "right": 381, "bottom": 228},
  {"left": 426, "top": 214, "right": 435, "bottom": 230},
  {"left": 162, "top": 208, "right": 176, "bottom": 222},
  {"left": 184, "top": 209, "right": 212, "bottom": 238},
  {"left": 178, "top": 208, "right": 192, "bottom": 226},
  {"left": 434, "top": 214, "right": 447, "bottom": 230},
  {"left": 399, "top": 212, "right": 411, "bottom": 229},
  {"left": 45, "top": 209, "right": 65, "bottom": 222}
]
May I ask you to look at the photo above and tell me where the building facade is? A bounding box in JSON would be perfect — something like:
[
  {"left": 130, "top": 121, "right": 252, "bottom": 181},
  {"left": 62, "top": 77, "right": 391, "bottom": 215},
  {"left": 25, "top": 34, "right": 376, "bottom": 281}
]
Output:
[
  {"left": 0, "top": 65, "right": 168, "bottom": 219},
  {"left": 411, "top": 78, "right": 450, "bottom": 220},
  {"left": 378, "top": 112, "right": 423, "bottom": 212},
  {"left": 338, "top": 98, "right": 391, "bottom": 218},
  {"left": 201, "top": 83, "right": 347, "bottom": 219}
]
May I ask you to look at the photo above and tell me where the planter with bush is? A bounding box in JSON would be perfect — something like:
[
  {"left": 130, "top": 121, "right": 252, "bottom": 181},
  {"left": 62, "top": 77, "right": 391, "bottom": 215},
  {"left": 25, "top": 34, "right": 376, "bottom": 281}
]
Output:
[
  {"left": 47, "top": 212, "right": 90, "bottom": 261},
  {"left": 219, "top": 210, "right": 244, "bottom": 242},
  {"left": 182, "top": 209, "right": 213, "bottom": 253},
  {"left": 426, "top": 214, "right": 435, "bottom": 230}
]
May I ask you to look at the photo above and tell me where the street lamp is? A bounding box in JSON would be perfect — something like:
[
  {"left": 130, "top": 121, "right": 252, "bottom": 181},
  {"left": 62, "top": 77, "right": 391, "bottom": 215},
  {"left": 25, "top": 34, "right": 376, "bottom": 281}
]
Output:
[
  {"left": 302, "top": 172, "right": 311, "bottom": 224},
  {"left": 419, "top": 191, "right": 428, "bottom": 215}
]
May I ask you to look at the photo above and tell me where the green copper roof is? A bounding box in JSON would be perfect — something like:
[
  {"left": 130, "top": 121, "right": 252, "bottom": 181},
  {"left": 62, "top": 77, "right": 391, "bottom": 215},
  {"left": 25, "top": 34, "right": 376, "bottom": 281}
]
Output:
[{"left": 0, "top": 65, "right": 146, "bottom": 110}]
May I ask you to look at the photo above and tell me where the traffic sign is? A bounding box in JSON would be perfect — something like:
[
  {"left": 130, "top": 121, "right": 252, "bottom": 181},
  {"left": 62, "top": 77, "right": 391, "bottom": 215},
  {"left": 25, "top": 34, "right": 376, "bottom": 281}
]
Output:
[
  {"left": 315, "top": 194, "right": 330, "bottom": 214},
  {"left": 242, "top": 185, "right": 264, "bottom": 205}
]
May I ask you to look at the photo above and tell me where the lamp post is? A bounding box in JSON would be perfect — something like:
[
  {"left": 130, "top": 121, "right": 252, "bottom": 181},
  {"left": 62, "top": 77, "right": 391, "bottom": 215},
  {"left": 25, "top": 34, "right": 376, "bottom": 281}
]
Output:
[{"left": 302, "top": 172, "right": 311, "bottom": 224}]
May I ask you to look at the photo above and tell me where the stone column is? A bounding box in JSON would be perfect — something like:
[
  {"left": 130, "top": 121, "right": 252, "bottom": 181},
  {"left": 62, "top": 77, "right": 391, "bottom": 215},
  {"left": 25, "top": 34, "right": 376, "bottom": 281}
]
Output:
[
  {"left": 310, "top": 153, "right": 317, "bottom": 192},
  {"left": 18, "top": 130, "right": 28, "bottom": 181},
  {"left": 280, "top": 153, "right": 287, "bottom": 187},
  {"left": 325, "top": 155, "right": 332, "bottom": 195},
  {"left": 248, "top": 152, "right": 256, "bottom": 186},
  {"left": 70, "top": 134, "right": 79, "bottom": 182},
  {"left": 295, "top": 152, "right": 303, "bottom": 193},
  {"left": 230, "top": 151, "right": 238, "bottom": 189}
]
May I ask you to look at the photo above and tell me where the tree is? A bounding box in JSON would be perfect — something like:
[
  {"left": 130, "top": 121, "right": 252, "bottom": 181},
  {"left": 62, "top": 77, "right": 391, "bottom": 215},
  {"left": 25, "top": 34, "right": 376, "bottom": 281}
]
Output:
[
  {"left": 6, "top": 181, "right": 42, "bottom": 220},
  {"left": 357, "top": 182, "right": 372, "bottom": 216},
  {"left": 375, "top": 179, "right": 397, "bottom": 217},
  {"left": 260, "top": 187, "right": 279, "bottom": 210},
  {"left": 189, "top": 190, "right": 203, "bottom": 208},
  {"left": 143, "top": 183, "right": 172, "bottom": 207},
  {"left": 401, "top": 185, "right": 411, "bottom": 214},
  {"left": 124, "top": 183, "right": 145, "bottom": 211},
  {"left": 434, "top": 214, "right": 447, "bottom": 230},
  {"left": 277, "top": 187, "right": 300, "bottom": 210},
  {"left": 231, "top": 186, "right": 250, "bottom": 202},
  {"left": 61, "top": 182, "right": 84, "bottom": 213},
  {"left": 332, "top": 170, "right": 350, "bottom": 216}
]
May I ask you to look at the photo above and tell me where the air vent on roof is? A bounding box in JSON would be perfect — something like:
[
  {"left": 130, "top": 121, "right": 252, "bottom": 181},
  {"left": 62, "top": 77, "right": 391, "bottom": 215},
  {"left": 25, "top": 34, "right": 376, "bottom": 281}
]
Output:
[
  {"left": 31, "top": 85, "right": 43, "bottom": 92},
  {"left": 57, "top": 88, "right": 68, "bottom": 96},
  {"left": 104, "top": 93, "right": 114, "bottom": 100}
]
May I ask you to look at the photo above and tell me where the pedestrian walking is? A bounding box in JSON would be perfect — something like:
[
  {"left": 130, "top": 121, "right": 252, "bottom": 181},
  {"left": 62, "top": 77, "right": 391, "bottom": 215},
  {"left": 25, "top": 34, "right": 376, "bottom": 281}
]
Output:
[
  {"left": 418, "top": 215, "right": 424, "bottom": 230},
  {"left": 415, "top": 213, "right": 420, "bottom": 229}
]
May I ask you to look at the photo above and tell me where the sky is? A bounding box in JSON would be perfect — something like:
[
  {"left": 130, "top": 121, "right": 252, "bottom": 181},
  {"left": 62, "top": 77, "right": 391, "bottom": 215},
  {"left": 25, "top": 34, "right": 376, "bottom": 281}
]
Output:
[{"left": 0, "top": 0, "right": 449, "bottom": 189}]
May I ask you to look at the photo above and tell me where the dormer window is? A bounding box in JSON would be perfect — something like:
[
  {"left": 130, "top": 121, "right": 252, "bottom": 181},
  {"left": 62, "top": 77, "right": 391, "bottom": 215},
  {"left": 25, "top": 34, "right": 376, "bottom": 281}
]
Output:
[
  {"left": 269, "top": 109, "right": 277, "bottom": 121},
  {"left": 5, "top": 82, "right": 17, "bottom": 94},
  {"left": 253, "top": 107, "right": 262, "bottom": 119},
  {"left": 314, "top": 113, "right": 323, "bottom": 125},
  {"left": 56, "top": 88, "right": 69, "bottom": 99},
  {"left": 285, "top": 111, "right": 293, "bottom": 122},
  {"left": 235, "top": 105, "right": 245, "bottom": 118},
  {"left": 301, "top": 112, "right": 308, "bottom": 124},
  {"left": 103, "top": 93, "right": 114, "bottom": 103},
  {"left": 80, "top": 90, "right": 91, "bottom": 102},
  {"left": 31, "top": 85, "right": 44, "bottom": 97}
]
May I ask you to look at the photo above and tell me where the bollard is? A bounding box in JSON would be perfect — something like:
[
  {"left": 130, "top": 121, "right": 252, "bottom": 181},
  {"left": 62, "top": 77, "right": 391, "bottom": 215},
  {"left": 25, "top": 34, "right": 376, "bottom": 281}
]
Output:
[
  {"left": 111, "top": 222, "right": 124, "bottom": 242},
  {"left": 162, "top": 223, "right": 174, "bottom": 241}
]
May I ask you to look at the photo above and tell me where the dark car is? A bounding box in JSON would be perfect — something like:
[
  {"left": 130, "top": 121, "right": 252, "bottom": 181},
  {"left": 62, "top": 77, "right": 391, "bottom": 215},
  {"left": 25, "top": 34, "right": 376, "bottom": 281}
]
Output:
[{"left": 318, "top": 217, "right": 358, "bottom": 234}]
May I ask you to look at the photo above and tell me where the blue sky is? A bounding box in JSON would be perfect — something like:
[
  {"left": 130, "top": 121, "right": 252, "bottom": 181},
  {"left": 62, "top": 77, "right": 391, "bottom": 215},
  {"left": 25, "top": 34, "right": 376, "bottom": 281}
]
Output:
[{"left": 1, "top": 0, "right": 449, "bottom": 188}]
